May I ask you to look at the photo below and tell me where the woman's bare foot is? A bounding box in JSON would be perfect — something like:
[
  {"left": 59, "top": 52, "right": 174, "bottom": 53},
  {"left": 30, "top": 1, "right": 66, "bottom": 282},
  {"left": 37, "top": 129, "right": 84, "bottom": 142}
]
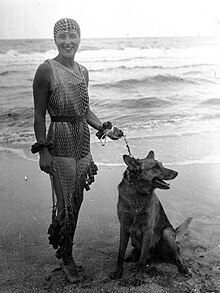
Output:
[{"left": 62, "top": 257, "right": 83, "bottom": 283}]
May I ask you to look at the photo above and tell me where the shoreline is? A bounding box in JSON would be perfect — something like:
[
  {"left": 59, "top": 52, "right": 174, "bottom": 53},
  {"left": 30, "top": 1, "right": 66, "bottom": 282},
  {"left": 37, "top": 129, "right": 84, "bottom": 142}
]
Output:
[{"left": 0, "top": 151, "right": 220, "bottom": 292}]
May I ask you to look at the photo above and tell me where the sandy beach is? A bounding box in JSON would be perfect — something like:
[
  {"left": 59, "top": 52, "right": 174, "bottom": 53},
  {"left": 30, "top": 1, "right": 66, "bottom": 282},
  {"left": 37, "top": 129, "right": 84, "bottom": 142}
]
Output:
[
  {"left": 0, "top": 27, "right": 220, "bottom": 293},
  {"left": 0, "top": 149, "right": 220, "bottom": 293}
]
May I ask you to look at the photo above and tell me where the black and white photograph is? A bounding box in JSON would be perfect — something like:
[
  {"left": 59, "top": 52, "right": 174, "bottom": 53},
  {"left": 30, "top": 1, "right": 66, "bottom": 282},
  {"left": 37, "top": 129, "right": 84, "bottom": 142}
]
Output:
[{"left": 0, "top": 0, "right": 220, "bottom": 292}]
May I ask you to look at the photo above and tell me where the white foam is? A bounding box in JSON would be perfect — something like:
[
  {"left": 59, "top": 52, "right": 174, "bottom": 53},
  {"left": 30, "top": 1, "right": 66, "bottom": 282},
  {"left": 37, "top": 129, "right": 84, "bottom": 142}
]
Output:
[{"left": 0, "top": 146, "right": 37, "bottom": 162}]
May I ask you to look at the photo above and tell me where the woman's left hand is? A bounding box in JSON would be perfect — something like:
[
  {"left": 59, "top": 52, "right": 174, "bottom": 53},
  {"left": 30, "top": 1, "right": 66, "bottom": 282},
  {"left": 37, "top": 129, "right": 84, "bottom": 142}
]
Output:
[{"left": 107, "top": 127, "right": 124, "bottom": 140}]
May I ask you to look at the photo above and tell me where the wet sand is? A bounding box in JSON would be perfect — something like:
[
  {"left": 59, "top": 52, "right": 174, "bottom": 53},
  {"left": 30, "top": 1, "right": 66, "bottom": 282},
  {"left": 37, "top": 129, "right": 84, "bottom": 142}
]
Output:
[{"left": 0, "top": 151, "right": 220, "bottom": 292}]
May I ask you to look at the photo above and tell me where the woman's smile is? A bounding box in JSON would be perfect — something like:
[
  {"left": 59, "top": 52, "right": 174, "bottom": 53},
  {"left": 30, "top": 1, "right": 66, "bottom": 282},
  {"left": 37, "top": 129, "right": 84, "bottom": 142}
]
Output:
[{"left": 55, "top": 30, "right": 80, "bottom": 57}]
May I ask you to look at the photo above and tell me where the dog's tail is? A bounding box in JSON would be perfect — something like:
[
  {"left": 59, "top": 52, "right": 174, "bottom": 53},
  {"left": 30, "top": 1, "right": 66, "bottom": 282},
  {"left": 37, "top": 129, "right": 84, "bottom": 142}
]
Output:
[{"left": 175, "top": 217, "right": 192, "bottom": 241}]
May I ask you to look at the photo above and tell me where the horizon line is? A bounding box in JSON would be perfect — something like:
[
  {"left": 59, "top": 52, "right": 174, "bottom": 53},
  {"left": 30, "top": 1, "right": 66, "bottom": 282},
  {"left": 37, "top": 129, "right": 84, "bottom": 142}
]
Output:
[{"left": 0, "top": 34, "right": 219, "bottom": 41}]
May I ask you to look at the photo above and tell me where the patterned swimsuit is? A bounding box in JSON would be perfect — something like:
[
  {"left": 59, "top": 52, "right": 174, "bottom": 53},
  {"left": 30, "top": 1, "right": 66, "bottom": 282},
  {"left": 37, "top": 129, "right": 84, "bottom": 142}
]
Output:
[{"left": 45, "top": 59, "right": 97, "bottom": 256}]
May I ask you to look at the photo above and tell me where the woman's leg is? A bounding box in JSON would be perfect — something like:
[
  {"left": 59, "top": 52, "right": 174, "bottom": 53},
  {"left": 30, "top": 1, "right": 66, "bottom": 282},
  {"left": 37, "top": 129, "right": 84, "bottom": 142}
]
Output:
[
  {"left": 51, "top": 170, "right": 65, "bottom": 215},
  {"left": 51, "top": 158, "right": 87, "bottom": 282},
  {"left": 62, "top": 181, "right": 85, "bottom": 283}
]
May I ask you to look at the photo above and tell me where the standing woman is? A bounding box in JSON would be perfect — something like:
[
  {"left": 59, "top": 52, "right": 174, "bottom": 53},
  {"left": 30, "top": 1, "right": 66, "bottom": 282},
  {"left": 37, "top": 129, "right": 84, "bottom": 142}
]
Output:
[{"left": 32, "top": 18, "right": 121, "bottom": 283}]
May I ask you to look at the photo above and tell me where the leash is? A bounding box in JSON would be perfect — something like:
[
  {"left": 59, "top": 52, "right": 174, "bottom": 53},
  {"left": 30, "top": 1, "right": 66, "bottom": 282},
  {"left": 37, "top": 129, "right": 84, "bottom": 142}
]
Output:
[
  {"left": 99, "top": 126, "right": 133, "bottom": 157},
  {"left": 122, "top": 135, "right": 133, "bottom": 157}
]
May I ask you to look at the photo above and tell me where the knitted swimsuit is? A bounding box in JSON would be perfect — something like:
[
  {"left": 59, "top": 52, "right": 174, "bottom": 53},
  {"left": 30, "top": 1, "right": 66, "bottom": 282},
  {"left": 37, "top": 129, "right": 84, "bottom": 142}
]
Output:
[{"left": 45, "top": 59, "right": 97, "bottom": 256}]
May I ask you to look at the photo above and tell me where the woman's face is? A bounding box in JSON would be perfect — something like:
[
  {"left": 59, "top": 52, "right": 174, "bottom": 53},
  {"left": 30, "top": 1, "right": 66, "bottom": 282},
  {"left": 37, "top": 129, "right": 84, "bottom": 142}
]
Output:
[{"left": 55, "top": 30, "right": 80, "bottom": 58}]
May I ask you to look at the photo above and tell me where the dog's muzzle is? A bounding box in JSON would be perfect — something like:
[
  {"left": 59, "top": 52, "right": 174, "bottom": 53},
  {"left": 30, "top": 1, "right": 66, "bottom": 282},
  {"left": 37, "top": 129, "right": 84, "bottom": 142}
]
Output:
[{"left": 153, "top": 178, "right": 170, "bottom": 189}]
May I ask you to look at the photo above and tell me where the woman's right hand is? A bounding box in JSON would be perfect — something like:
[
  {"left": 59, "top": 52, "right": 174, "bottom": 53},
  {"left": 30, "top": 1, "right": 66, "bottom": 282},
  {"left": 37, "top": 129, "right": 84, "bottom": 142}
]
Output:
[{"left": 39, "top": 148, "right": 54, "bottom": 174}]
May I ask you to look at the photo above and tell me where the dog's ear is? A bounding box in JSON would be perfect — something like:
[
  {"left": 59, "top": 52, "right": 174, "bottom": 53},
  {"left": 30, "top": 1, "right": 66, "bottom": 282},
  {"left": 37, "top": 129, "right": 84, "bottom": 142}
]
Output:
[
  {"left": 146, "top": 150, "right": 155, "bottom": 159},
  {"left": 123, "top": 155, "right": 140, "bottom": 171}
]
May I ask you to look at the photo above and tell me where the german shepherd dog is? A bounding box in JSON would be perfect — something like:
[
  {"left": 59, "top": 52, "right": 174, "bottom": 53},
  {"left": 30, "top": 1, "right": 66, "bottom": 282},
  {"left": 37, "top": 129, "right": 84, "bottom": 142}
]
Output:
[{"left": 109, "top": 151, "right": 191, "bottom": 286}]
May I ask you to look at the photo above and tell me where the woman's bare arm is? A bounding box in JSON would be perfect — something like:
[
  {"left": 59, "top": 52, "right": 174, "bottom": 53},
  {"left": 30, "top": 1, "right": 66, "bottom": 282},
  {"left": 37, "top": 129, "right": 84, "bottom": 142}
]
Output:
[
  {"left": 33, "top": 63, "right": 51, "bottom": 145},
  {"left": 33, "top": 62, "right": 54, "bottom": 173},
  {"left": 85, "top": 106, "right": 102, "bottom": 130}
]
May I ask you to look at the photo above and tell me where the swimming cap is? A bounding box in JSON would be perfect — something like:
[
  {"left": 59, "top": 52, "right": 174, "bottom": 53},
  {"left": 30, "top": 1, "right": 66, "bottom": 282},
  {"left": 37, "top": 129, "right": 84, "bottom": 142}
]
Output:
[{"left": 53, "top": 18, "right": 81, "bottom": 40}]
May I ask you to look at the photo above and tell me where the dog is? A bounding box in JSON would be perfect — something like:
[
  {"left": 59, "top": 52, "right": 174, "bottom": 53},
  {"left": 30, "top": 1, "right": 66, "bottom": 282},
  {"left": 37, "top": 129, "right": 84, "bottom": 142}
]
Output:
[{"left": 109, "top": 150, "right": 191, "bottom": 286}]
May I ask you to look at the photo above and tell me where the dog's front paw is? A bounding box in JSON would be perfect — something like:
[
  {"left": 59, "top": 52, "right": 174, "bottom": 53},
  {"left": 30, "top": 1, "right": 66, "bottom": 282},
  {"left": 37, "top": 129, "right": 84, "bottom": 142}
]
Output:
[{"left": 109, "top": 269, "right": 123, "bottom": 280}]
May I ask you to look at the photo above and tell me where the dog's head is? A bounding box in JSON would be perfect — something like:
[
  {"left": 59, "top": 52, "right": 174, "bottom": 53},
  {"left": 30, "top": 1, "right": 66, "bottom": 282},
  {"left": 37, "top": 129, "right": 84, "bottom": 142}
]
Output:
[{"left": 123, "top": 150, "right": 178, "bottom": 194}]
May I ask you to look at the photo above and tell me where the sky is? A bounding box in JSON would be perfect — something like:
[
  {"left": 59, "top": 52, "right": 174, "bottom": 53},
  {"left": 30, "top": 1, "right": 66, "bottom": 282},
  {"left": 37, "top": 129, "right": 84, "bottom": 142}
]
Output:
[{"left": 0, "top": 0, "right": 220, "bottom": 39}]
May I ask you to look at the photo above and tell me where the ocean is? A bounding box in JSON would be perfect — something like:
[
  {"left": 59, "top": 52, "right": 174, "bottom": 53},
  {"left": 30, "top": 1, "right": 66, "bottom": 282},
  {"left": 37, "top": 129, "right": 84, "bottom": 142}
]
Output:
[{"left": 0, "top": 36, "right": 220, "bottom": 166}]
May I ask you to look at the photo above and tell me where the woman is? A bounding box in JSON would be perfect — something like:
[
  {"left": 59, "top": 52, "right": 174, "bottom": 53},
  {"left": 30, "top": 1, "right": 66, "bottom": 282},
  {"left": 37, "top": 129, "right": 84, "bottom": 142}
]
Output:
[{"left": 32, "top": 18, "right": 122, "bottom": 283}]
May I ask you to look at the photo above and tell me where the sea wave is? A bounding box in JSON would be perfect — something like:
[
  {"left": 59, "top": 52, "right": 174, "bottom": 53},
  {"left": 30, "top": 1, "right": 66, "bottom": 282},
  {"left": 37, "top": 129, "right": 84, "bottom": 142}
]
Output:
[
  {"left": 202, "top": 113, "right": 220, "bottom": 120},
  {"left": 1, "top": 42, "right": 219, "bottom": 68},
  {"left": 116, "top": 97, "right": 170, "bottom": 109},
  {"left": 0, "top": 108, "right": 34, "bottom": 128},
  {"left": 92, "top": 74, "right": 198, "bottom": 89},
  {"left": 201, "top": 98, "right": 220, "bottom": 106},
  {"left": 0, "top": 70, "right": 20, "bottom": 76},
  {"left": 0, "top": 49, "right": 168, "bottom": 65},
  {"left": 89, "top": 96, "right": 170, "bottom": 113},
  {"left": 0, "top": 49, "right": 56, "bottom": 65},
  {"left": 89, "top": 63, "right": 214, "bottom": 72}
]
